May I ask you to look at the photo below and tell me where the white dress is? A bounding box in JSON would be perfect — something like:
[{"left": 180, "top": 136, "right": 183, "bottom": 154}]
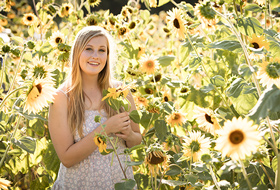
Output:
[{"left": 52, "top": 109, "right": 135, "bottom": 190}]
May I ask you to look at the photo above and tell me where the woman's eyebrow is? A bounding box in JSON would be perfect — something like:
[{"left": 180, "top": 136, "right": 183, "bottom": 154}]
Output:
[{"left": 85, "top": 44, "right": 107, "bottom": 48}]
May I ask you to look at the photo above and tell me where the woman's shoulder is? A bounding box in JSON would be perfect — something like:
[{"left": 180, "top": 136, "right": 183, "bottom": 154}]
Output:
[{"left": 111, "top": 80, "right": 123, "bottom": 88}]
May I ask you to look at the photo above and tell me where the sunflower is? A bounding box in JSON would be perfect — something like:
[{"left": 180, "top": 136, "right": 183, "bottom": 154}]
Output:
[
  {"left": 0, "top": 19, "right": 8, "bottom": 26},
  {"left": 102, "top": 85, "right": 130, "bottom": 105},
  {"left": 255, "top": 0, "right": 265, "bottom": 6},
  {"left": 166, "top": 8, "right": 186, "bottom": 39},
  {"left": 134, "top": 96, "right": 148, "bottom": 108},
  {"left": 149, "top": 0, "right": 157, "bottom": 8},
  {"left": 146, "top": 104, "right": 160, "bottom": 114},
  {"left": 86, "top": 14, "right": 99, "bottom": 26},
  {"left": 49, "top": 31, "right": 65, "bottom": 48},
  {"left": 22, "top": 13, "right": 39, "bottom": 26},
  {"left": 150, "top": 73, "right": 162, "bottom": 83},
  {"left": 162, "top": 89, "right": 171, "bottom": 102},
  {"left": 88, "top": 0, "right": 101, "bottom": 7},
  {"left": 59, "top": 3, "right": 73, "bottom": 17},
  {"left": 166, "top": 112, "right": 186, "bottom": 127},
  {"left": 140, "top": 54, "right": 159, "bottom": 74},
  {"left": 94, "top": 135, "right": 109, "bottom": 153},
  {"left": 145, "top": 144, "right": 168, "bottom": 175},
  {"left": 0, "top": 177, "right": 11, "bottom": 190},
  {"left": 126, "top": 67, "right": 142, "bottom": 77},
  {"left": 193, "top": 107, "right": 220, "bottom": 135},
  {"left": 29, "top": 58, "right": 53, "bottom": 79},
  {"left": 194, "top": 0, "right": 217, "bottom": 25},
  {"left": 257, "top": 57, "right": 280, "bottom": 89},
  {"left": 7, "top": 12, "right": 16, "bottom": 19},
  {"left": 248, "top": 34, "right": 269, "bottom": 51},
  {"left": 182, "top": 131, "right": 211, "bottom": 162},
  {"left": 215, "top": 117, "right": 261, "bottom": 161},
  {"left": 24, "top": 78, "right": 56, "bottom": 114},
  {"left": 117, "top": 26, "right": 128, "bottom": 38}
]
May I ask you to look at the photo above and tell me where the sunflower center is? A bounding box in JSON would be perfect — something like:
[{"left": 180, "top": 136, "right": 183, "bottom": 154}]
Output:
[
  {"left": 27, "top": 16, "right": 33, "bottom": 21},
  {"left": 65, "top": 6, "right": 69, "bottom": 11},
  {"left": 205, "top": 114, "right": 214, "bottom": 124},
  {"left": 190, "top": 140, "right": 200, "bottom": 153},
  {"left": 265, "top": 62, "right": 280, "bottom": 79},
  {"left": 229, "top": 130, "right": 244, "bottom": 144},
  {"left": 164, "top": 96, "right": 169, "bottom": 102},
  {"left": 146, "top": 61, "right": 154, "bottom": 68},
  {"left": 36, "top": 84, "right": 42, "bottom": 93},
  {"left": 118, "top": 27, "right": 127, "bottom": 35},
  {"left": 149, "top": 151, "right": 165, "bottom": 165},
  {"left": 55, "top": 37, "right": 62, "bottom": 44},
  {"left": 252, "top": 42, "right": 260, "bottom": 49},
  {"left": 180, "top": 88, "right": 188, "bottom": 93},
  {"left": 173, "top": 18, "right": 180, "bottom": 29},
  {"left": 145, "top": 88, "right": 153, "bottom": 94}
]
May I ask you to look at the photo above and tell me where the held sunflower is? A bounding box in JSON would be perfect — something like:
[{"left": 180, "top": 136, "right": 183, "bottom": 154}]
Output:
[
  {"left": 257, "top": 57, "right": 280, "bottom": 89},
  {"left": 94, "top": 135, "right": 109, "bottom": 153},
  {"left": 215, "top": 117, "right": 261, "bottom": 161},
  {"left": 166, "top": 8, "right": 186, "bottom": 39},
  {"left": 24, "top": 78, "right": 56, "bottom": 114},
  {"left": 182, "top": 131, "right": 211, "bottom": 162}
]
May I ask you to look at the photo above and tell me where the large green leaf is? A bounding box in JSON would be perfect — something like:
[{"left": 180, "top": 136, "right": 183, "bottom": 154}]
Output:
[
  {"left": 129, "top": 110, "right": 142, "bottom": 123},
  {"left": 244, "top": 4, "right": 262, "bottom": 12},
  {"left": 248, "top": 85, "right": 280, "bottom": 122},
  {"left": 140, "top": 112, "right": 160, "bottom": 129},
  {"left": 208, "top": 40, "right": 241, "bottom": 51},
  {"left": 11, "top": 136, "right": 36, "bottom": 154},
  {"left": 161, "top": 179, "right": 188, "bottom": 186},
  {"left": 154, "top": 119, "right": 168, "bottom": 141},
  {"left": 236, "top": 17, "right": 263, "bottom": 36},
  {"left": 157, "top": 55, "right": 175, "bottom": 67},
  {"left": 115, "top": 179, "right": 136, "bottom": 190},
  {"left": 158, "top": 0, "right": 170, "bottom": 7},
  {"left": 43, "top": 142, "right": 60, "bottom": 174}
]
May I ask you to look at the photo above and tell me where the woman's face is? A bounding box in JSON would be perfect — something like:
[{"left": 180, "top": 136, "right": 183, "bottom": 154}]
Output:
[{"left": 79, "top": 35, "right": 108, "bottom": 77}]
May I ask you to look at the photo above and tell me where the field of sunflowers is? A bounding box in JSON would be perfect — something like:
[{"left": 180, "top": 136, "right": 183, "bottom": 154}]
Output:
[{"left": 0, "top": 0, "right": 280, "bottom": 189}]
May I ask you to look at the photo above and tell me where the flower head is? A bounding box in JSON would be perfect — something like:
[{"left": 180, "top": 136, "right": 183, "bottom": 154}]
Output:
[
  {"left": 194, "top": 0, "right": 217, "bottom": 25},
  {"left": 248, "top": 34, "right": 269, "bottom": 51},
  {"left": 29, "top": 58, "right": 53, "bottom": 79},
  {"left": 255, "top": 0, "right": 265, "bottom": 6},
  {"left": 145, "top": 144, "right": 168, "bottom": 175},
  {"left": 149, "top": 0, "right": 157, "bottom": 8},
  {"left": 88, "top": 0, "right": 101, "bottom": 7},
  {"left": 59, "top": 3, "right": 73, "bottom": 17},
  {"left": 166, "top": 112, "right": 186, "bottom": 127},
  {"left": 134, "top": 96, "right": 148, "bottom": 108},
  {"left": 193, "top": 107, "right": 220, "bottom": 135},
  {"left": 140, "top": 54, "right": 159, "bottom": 74},
  {"left": 102, "top": 85, "right": 130, "bottom": 105},
  {"left": 257, "top": 57, "right": 280, "bottom": 89},
  {"left": 182, "top": 131, "right": 211, "bottom": 162},
  {"left": 0, "top": 177, "right": 11, "bottom": 190},
  {"left": 24, "top": 78, "right": 56, "bottom": 114},
  {"left": 22, "top": 13, "right": 39, "bottom": 26},
  {"left": 94, "top": 135, "right": 109, "bottom": 153},
  {"left": 166, "top": 8, "right": 186, "bottom": 39},
  {"left": 215, "top": 117, "right": 261, "bottom": 161},
  {"left": 49, "top": 31, "right": 65, "bottom": 48}
]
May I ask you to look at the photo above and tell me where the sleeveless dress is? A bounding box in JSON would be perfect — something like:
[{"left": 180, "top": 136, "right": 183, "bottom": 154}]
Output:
[{"left": 52, "top": 106, "right": 135, "bottom": 189}]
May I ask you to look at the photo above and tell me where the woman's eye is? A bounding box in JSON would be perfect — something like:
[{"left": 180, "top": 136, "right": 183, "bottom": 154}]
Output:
[
  {"left": 86, "top": 48, "right": 92, "bottom": 51},
  {"left": 99, "top": 49, "right": 105, "bottom": 52}
]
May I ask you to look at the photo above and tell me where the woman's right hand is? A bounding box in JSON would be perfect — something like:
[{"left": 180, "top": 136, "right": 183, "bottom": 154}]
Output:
[{"left": 103, "top": 112, "right": 131, "bottom": 134}]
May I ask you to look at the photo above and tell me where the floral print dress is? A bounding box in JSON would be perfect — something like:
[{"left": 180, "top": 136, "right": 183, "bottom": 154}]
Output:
[{"left": 52, "top": 109, "right": 135, "bottom": 190}]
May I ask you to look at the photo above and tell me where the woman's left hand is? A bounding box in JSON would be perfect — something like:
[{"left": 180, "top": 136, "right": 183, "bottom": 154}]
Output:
[{"left": 115, "top": 124, "right": 134, "bottom": 141}]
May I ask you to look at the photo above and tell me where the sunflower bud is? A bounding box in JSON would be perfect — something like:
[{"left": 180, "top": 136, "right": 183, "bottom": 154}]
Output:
[
  {"left": 2, "top": 45, "right": 10, "bottom": 53},
  {"left": 11, "top": 48, "right": 20, "bottom": 58},
  {"left": 27, "top": 41, "right": 35, "bottom": 49}
]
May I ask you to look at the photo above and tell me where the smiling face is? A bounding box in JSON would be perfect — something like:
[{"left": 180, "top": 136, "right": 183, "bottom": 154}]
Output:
[{"left": 79, "top": 35, "right": 108, "bottom": 77}]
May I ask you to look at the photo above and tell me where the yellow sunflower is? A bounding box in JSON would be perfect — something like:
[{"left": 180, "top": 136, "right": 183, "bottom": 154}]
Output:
[
  {"left": 94, "top": 135, "right": 109, "bottom": 153},
  {"left": 146, "top": 104, "right": 160, "bottom": 114},
  {"left": 0, "top": 177, "right": 11, "bottom": 190},
  {"left": 193, "top": 107, "right": 220, "bottom": 135},
  {"left": 215, "top": 117, "right": 261, "bottom": 161},
  {"left": 182, "top": 131, "right": 211, "bottom": 162},
  {"left": 29, "top": 58, "right": 53, "bottom": 79},
  {"left": 248, "top": 34, "right": 269, "bottom": 51},
  {"left": 255, "top": 0, "right": 265, "bottom": 6},
  {"left": 162, "top": 89, "right": 171, "bottom": 102},
  {"left": 49, "top": 31, "right": 65, "bottom": 48},
  {"left": 257, "top": 57, "right": 280, "bottom": 89},
  {"left": 24, "top": 78, "right": 56, "bottom": 114},
  {"left": 166, "top": 8, "right": 186, "bottom": 39},
  {"left": 102, "top": 85, "right": 130, "bottom": 104},
  {"left": 59, "top": 3, "right": 73, "bottom": 17},
  {"left": 149, "top": 0, "right": 157, "bottom": 8},
  {"left": 88, "top": 0, "right": 101, "bottom": 7},
  {"left": 0, "top": 19, "right": 8, "bottom": 26},
  {"left": 134, "top": 96, "right": 148, "bottom": 108},
  {"left": 166, "top": 112, "right": 186, "bottom": 127},
  {"left": 145, "top": 144, "right": 168, "bottom": 175},
  {"left": 140, "top": 54, "right": 159, "bottom": 74},
  {"left": 194, "top": 0, "right": 217, "bottom": 25},
  {"left": 22, "top": 13, "right": 39, "bottom": 26}
]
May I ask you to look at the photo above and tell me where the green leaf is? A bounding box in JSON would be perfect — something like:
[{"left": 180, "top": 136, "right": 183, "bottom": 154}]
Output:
[
  {"left": 140, "top": 10, "right": 150, "bottom": 21},
  {"left": 12, "top": 136, "right": 36, "bottom": 154},
  {"left": 157, "top": 55, "right": 175, "bottom": 67},
  {"left": 114, "top": 179, "right": 136, "bottom": 190},
  {"left": 43, "top": 142, "right": 60, "bottom": 174},
  {"left": 269, "top": 40, "right": 280, "bottom": 57},
  {"left": 165, "top": 165, "right": 182, "bottom": 176},
  {"left": 237, "top": 17, "right": 263, "bottom": 36},
  {"left": 249, "top": 85, "right": 280, "bottom": 122},
  {"left": 208, "top": 40, "right": 241, "bottom": 51},
  {"left": 125, "top": 160, "right": 144, "bottom": 166},
  {"left": 140, "top": 112, "right": 160, "bottom": 129},
  {"left": 244, "top": 4, "right": 262, "bottom": 12},
  {"left": 155, "top": 120, "right": 168, "bottom": 141},
  {"left": 158, "top": 0, "right": 170, "bottom": 7},
  {"left": 129, "top": 110, "right": 142, "bottom": 123},
  {"left": 31, "top": 119, "right": 45, "bottom": 136},
  {"left": 161, "top": 179, "right": 188, "bottom": 186},
  {"left": 210, "top": 75, "right": 225, "bottom": 87},
  {"left": 11, "top": 36, "right": 24, "bottom": 45},
  {"left": 226, "top": 78, "right": 247, "bottom": 98}
]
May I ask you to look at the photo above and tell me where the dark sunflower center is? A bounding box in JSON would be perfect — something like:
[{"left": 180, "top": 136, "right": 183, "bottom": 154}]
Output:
[
  {"left": 173, "top": 18, "right": 180, "bottom": 29},
  {"left": 55, "top": 37, "right": 62, "bottom": 44},
  {"left": 36, "top": 83, "right": 42, "bottom": 93},
  {"left": 173, "top": 113, "right": 180, "bottom": 120},
  {"left": 164, "top": 96, "right": 169, "bottom": 102},
  {"left": 180, "top": 88, "right": 188, "bottom": 93},
  {"left": 27, "top": 16, "right": 33, "bottom": 21},
  {"left": 229, "top": 130, "right": 244, "bottom": 144},
  {"left": 129, "top": 22, "right": 136, "bottom": 29},
  {"left": 149, "top": 151, "right": 165, "bottom": 165},
  {"left": 205, "top": 114, "right": 214, "bottom": 124},
  {"left": 88, "top": 18, "right": 97, "bottom": 25},
  {"left": 190, "top": 141, "right": 200, "bottom": 153},
  {"left": 265, "top": 62, "right": 280, "bottom": 79},
  {"left": 252, "top": 42, "right": 260, "bottom": 49},
  {"left": 145, "top": 88, "right": 153, "bottom": 94},
  {"left": 65, "top": 6, "right": 69, "bottom": 11},
  {"left": 119, "top": 27, "right": 127, "bottom": 35}
]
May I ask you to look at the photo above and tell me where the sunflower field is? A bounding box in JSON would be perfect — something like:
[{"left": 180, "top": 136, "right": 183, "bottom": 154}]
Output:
[{"left": 1, "top": 0, "right": 280, "bottom": 189}]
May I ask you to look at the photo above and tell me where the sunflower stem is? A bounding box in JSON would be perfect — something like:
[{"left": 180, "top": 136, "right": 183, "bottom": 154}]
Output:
[
  {"left": 239, "top": 160, "right": 253, "bottom": 190},
  {"left": 275, "top": 153, "right": 280, "bottom": 190},
  {"left": 232, "top": 0, "right": 239, "bottom": 18},
  {"left": 208, "top": 164, "right": 221, "bottom": 190},
  {"left": 0, "top": 86, "right": 27, "bottom": 111},
  {"left": 0, "top": 115, "right": 22, "bottom": 168},
  {"left": 259, "top": 160, "right": 275, "bottom": 188},
  {"left": 0, "top": 53, "right": 7, "bottom": 89}
]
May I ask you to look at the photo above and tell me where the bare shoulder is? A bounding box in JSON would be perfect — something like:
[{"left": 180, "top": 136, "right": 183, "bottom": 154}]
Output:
[
  {"left": 112, "top": 80, "right": 123, "bottom": 88},
  {"left": 49, "top": 88, "right": 68, "bottom": 118}
]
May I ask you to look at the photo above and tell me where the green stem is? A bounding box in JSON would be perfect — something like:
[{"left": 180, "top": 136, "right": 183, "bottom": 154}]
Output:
[
  {"left": 259, "top": 161, "right": 274, "bottom": 188},
  {"left": 154, "top": 172, "right": 157, "bottom": 190},
  {"left": 0, "top": 53, "right": 7, "bottom": 88},
  {"left": 0, "top": 115, "right": 22, "bottom": 168},
  {"left": 233, "top": 0, "right": 239, "bottom": 18},
  {"left": 240, "top": 160, "right": 253, "bottom": 190},
  {"left": 0, "top": 86, "right": 27, "bottom": 111},
  {"left": 208, "top": 164, "right": 221, "bottom": 190},
  {"left": 275, "top": 153, "right": 280, "bottom": 190}
]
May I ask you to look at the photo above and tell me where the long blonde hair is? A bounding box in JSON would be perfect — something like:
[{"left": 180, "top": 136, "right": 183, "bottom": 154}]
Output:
[{"left": 65, "top": 26, "right": 118, "bottom": 138}]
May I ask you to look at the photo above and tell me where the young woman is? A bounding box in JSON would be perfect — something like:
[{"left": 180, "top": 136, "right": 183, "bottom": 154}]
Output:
[{"left": 48, "top": 26, "right": 142, "bottom": 189}]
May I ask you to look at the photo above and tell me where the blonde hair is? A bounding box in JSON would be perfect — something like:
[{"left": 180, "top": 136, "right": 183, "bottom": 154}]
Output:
[{"left": 65, "top": 26, "right": 118, "bottom": 138}]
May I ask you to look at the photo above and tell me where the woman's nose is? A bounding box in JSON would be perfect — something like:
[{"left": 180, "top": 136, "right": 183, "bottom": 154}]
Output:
[{"left": 92, "top": 50, "right": 98, "bottom": 58}]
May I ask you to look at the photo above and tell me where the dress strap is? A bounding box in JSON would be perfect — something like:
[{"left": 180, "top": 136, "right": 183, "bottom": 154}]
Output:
[{"left": 58, "top": 89, "right": 70, "bottom": 101}]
